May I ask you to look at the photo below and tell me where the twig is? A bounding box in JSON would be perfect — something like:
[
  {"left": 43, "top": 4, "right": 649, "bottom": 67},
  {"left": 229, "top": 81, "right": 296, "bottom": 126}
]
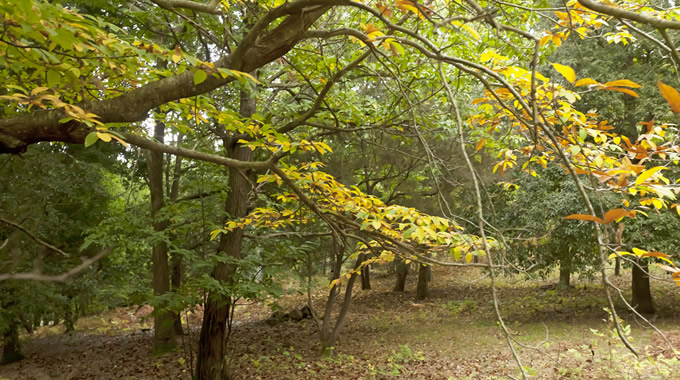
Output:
[{"left": 0, "top": 217, "right": 69, "bottom": 257}]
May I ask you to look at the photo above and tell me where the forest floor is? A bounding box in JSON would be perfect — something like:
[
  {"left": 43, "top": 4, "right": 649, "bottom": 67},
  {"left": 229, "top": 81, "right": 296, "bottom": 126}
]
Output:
[{"left": 2, "top": 266, "right": 680, "bottom": 379}]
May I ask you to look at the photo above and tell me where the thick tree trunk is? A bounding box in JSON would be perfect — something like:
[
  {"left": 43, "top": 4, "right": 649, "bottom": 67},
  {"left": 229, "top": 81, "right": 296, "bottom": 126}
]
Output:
[
  {"left": 415, "top": 264, "right": 431, "bottom": 300},
  {"left": 1, "top": 320, "right": 23, "bottom": 364},
  {"left": 394, "top": 260, "right": 409, "bottom": 292},
  {"left": 148, "top": 121, "right": 177, "bottom": 354},
  {"left": 632, "top": 259, "right": 655, "bottom": 315},
  {"left": 196, "top": 92, "right": 255, "bottom": 380}
]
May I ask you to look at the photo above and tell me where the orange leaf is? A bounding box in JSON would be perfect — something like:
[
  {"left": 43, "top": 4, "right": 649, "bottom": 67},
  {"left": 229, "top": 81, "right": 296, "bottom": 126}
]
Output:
[
  {"left": 603, "top": 208, "right": 630, "bottom": 223},
  {"left": 603, "top": 79, "right": 641, "bottom": 88},
  {"left": 574, "top": 78, "right": 599, "bottom": 87},
  {"left": 641, "top": 251, "right": 670, "bottom": 258},
  {"left": 564, "top": 214, "right": 605, "bottom": 224},
  {"left": 475, "top": 138, "right": 487, "bottom": 152},
  {"left": 601, "top": 87, "right": 639, "bottom": 97},
  {"left": 658, "top": 81, "right": 680, "bottom": 113}
]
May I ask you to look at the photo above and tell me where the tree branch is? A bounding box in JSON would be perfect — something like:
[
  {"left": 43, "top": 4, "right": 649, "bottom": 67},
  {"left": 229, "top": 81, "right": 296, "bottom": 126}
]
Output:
[
  {"left": 0, "top": 247, "right": 114, "bottom": 282},
  {"left": 0, "top": 217, "right": 69, "bottom": 257}
]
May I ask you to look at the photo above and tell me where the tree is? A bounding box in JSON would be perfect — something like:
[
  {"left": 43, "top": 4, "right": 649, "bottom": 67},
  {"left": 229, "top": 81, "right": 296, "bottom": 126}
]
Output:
[{"left": 6, "top": 1, "right": 680, "bottom": 378}]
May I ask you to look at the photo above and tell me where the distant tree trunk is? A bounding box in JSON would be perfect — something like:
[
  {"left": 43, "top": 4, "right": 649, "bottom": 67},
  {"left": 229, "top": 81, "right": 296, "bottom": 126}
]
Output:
[
  {"left": 1, "top": 320, "right": 23, "bottom": 364},
  {"left": 394, "top": 260, "right": 409, "bottom": 292},
  {"left": 415, "top": 264, "right": 431, "bottom": 300},
  {"left": 632, "top": 258, "right": 654, "bottom": 315},
  {"left": 614, "top": 223, "right": 624, "bottom": 276},
  {"left": 360, "top": 254, "right": 371, "bottom": 290},
  {"left": 196, "top": 91, "right": 255, "bottom": 380},
  {"left": 169, "top": 143, "right": 184, "bottom": 336},
  {"left": 558, "top": 266, "right": 570, "bottom": 289},
  {"left": 148, "top": 121, "right": 177, "bottom": 354},
  {"left": 171, "top": 254, "right": 183, "bottom": 336},
  {"left": 319, "top": 238, "right": 359, "bottom": 357}
]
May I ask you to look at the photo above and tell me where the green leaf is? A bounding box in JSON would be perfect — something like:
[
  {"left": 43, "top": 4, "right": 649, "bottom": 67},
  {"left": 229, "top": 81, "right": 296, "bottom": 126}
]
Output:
[
  {"left": 193, "top": 69, "right": 208, "bottom": 85},
  {"left": 84, "top": 131, "right": 99, "bottom": 147},
  {"left": 46, "top": 69, "right": 61, "bottom": 87}
]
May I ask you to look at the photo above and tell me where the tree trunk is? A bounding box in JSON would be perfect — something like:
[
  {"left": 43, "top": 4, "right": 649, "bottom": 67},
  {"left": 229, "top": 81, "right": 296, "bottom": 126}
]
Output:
[
  {"left": 360, "top": 255, "right": 371, "bottom": 290},
  {"left": 1, "top": 320, "right": 23, "bottom": 364},
  {"left": 394, "top": 260, "right": 409, "bottom": 292},
  {"left": 558, "top": 264, "right": 571, "bottom": 290},
  {"left": 632, "top": 259, "right": 655, "bottom": 315},
  {"left": 320, "top": 241, "right": 359, "bottom": 357},
  {"left": 148, "top": 121, "right": 176, "bottom": 354},
  {"left": 415, "top": 264, "right": 430, "bottom": 300},
  {"left": 614, "top": 223, "right": 624, "bottom": 276},
  {"left": 169, "top": 144, "right": 184, "bottom": 336},
  {"left": 196, "top": 91, "right": 255, "bottom": 380}
]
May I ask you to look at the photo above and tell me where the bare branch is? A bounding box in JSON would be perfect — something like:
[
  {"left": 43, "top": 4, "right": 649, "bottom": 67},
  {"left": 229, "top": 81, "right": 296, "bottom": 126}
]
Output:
[
  {"left": 0, "top": 247, "right": 114, "bottom": 282},
  {"left": 0, "top": 217, "right": 69, "bottom": 257},
  {"left": 152, "top": 0, "right": 222, "bottom": 14}
]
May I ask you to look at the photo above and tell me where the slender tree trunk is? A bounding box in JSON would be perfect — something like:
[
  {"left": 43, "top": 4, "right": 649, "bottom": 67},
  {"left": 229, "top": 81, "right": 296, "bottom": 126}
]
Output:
[
  {"left": 1, "top": 320, "right": 23, "bottom": 364},
  {"left": 196, "top": 92, "right": 255, "bottom": 380},
  {"left": 394, "top": 260, "right": 409, "bottom": 292},
  {"left": 148, "top": 121, "right": 177, "bottom": 354},
  {"left": 614, "top": 223, "right": 624, "bottom": 276},
  {"left": 320, "top": 241, "right": 360, "bottom": 357},
  {"left": 415, "top": 264, "right": 431, "bottom": 300},
  {"left": 360, "top": 254, "right": 371, "bottom": 290},
  {"left": 169, "top": 139, "right": 184, "bottom": 336},
  {"left": 632, "top": 258, "right": 654, "bottom": 314}
]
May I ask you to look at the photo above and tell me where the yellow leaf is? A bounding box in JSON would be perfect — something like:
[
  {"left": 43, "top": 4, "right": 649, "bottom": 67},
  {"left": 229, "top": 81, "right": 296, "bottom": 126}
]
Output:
[
  {"left": 603, "top": 79, "right": 641, "bottom": 88},
  {"left": 96, "top": 132, "right": 112, "bottom": 142},
  {"left": 635, "top": 166, "right": 667, "bottom": 185},
  {"left": 658, "top": 81, "right": 680, "bottom": 113},
  {"left": 465, "top": 252, "right": 472, "bottom": 264},
  {"left": 550, "top": 62, "right": 575, "bottom": 84},
  {"left": 172, "top": 45, "right": 182, "bottom": 63},
  {"left": 574, "top": 78, "right": 599, "bottom": 87}
]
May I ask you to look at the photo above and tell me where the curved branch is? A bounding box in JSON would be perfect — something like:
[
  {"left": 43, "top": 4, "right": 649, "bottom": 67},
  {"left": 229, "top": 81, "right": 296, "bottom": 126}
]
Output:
[
  {"left": 0, "top": 0, "right": 332, "bottom": 154},
  {"left": 0, "top": 217, "right": 69, "bottom": 257}
]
